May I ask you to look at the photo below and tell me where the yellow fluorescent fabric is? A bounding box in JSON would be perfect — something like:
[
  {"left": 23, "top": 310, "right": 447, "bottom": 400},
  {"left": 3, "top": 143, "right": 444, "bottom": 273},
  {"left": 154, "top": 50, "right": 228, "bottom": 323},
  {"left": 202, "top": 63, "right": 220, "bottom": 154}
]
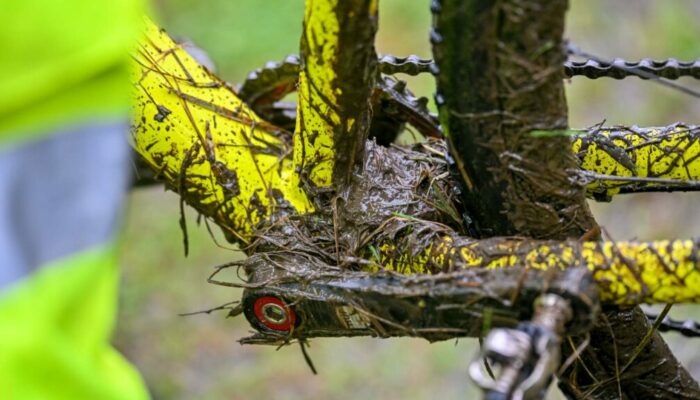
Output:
[
  {"left": 0, "top": 1, "right": 149, "bottom": 398},
  {"left": 0, "top": 245, "right": 148, "bottom": 400},
  {"left": 0, "top": 0, "right": 144, "bottom": 145}
]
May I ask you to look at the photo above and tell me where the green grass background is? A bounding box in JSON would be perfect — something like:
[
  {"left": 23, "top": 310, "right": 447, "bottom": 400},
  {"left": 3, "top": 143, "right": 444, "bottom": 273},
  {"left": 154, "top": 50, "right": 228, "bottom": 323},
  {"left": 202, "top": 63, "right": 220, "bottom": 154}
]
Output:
[{"left": 116, "top": 1, "right": 700, "bottom": 398}]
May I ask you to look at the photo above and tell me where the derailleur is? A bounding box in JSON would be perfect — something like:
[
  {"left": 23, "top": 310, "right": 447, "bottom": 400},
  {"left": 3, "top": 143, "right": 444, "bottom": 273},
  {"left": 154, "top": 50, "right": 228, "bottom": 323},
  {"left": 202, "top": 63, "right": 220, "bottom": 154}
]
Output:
[{"left": 469, "top": 294, "right": 572, "bottom": 400}]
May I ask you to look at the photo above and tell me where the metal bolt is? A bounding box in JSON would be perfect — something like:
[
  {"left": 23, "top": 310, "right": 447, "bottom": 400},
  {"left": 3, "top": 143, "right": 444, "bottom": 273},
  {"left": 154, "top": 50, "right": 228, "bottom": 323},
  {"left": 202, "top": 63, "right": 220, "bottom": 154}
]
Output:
[{"left": 261, "top": 303, "right": 288, "bottom": 324}]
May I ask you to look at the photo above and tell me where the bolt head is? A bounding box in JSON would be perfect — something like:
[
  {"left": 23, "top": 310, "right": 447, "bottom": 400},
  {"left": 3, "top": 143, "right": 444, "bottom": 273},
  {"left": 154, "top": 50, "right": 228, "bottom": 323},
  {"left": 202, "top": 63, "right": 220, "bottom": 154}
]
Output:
[{"left": 262, "top": 303, "right": 288, "bottom": 324}]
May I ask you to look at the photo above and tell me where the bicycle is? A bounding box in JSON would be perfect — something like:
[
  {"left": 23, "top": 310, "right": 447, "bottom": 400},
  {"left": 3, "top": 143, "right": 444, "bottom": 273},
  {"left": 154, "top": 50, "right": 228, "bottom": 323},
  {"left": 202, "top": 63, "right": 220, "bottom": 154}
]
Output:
[{"left": 129, "top": 1, "right": 700, "bottom": 398}]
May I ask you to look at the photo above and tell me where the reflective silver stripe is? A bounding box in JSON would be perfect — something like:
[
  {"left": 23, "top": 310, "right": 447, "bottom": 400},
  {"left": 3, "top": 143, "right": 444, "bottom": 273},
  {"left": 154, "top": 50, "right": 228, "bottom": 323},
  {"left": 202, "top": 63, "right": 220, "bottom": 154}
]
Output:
[{"left": 0, "top": 120, "right": 131, "bottom": 288}]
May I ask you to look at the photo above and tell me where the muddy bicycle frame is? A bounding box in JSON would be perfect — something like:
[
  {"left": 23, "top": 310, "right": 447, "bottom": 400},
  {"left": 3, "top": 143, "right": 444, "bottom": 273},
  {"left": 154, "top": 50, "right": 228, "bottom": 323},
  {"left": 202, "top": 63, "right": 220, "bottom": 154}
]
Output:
[{"left": 131, "top": 1, "right": 700, "bottom": 398}]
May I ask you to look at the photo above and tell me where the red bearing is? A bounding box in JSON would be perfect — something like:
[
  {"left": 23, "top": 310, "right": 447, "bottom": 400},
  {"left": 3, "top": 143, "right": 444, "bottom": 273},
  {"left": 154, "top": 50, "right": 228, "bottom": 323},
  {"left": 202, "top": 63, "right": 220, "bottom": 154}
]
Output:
[{"left": 253, "top": 296, "right": 296, "bottom": 332}]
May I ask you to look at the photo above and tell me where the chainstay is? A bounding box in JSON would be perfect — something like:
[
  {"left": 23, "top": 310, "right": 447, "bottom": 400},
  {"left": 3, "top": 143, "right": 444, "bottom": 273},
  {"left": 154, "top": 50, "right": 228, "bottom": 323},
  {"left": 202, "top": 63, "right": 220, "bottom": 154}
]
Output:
[{"left": 564, "top": 58, "right": 700, "bottom": 80}]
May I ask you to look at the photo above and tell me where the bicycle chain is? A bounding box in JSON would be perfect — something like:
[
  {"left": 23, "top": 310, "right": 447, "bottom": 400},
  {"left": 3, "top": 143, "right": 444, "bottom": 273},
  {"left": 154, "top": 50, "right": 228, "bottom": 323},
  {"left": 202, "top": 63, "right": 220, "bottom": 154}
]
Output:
[
  {"left": 648, "top": 313, "right": 700, "bottom": 338},
  {"left": 378, "top": 55, "right": 433, "bottom": 76},
  {"left": 381, "top": 55, "right": 700, "bottom": 80},
  {"left": 564, "top": 58, "right": 700, "bottom": 80},
  {"left": 239, "top": 55, "right": 700, "bottom": 108},
  {"left": 238, "top": 54, "right": 433, "bottom": 107},
  {"left": 237, "top": 54, "right": 700, "bottom": 143},
  {"left": 237, "top": 55, "right": 440, "bottom": 141},
  {"left": 237, "top": 55, "right": 301, "bottom": 107},
  {"left": 373, "top": 75, "right": 440, "bottom": 141}
]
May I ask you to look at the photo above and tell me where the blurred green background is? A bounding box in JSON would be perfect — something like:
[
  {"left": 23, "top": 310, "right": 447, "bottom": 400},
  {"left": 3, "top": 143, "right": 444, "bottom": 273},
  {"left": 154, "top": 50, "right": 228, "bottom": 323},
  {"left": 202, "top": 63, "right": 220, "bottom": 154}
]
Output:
[{"left": 116, "top": 1, "right": 700, "bottom": 399}]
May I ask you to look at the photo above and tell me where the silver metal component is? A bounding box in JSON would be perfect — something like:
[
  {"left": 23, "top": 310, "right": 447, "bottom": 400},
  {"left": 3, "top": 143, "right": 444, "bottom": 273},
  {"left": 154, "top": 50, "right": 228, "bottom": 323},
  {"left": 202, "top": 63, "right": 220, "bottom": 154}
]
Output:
[
  {"left": 261, "top": 303, "right": 288, "bottom": 324},
  {"left": 513, "top": 333, "right": 559, "bottom": 400},
  {"left": 469, "top": 329, "right": 531, "bottom": 396},
  {"left": 564, "top": 57, "right": 700, "bottom": 80},
  {"left": 533, "top": 294, "right": 572, "bottom": 336},
  {"left": 378, "top": 55, "right": 434, "bottom": 76},
  {"left": 650, "top": 313, "right": 700, "bottom": 338},
  {"left": 468, "top": 294, "right": 572, "bottom": 400},
  {"left": 239, "top": 51, "right": 700, "bottom": 113}
]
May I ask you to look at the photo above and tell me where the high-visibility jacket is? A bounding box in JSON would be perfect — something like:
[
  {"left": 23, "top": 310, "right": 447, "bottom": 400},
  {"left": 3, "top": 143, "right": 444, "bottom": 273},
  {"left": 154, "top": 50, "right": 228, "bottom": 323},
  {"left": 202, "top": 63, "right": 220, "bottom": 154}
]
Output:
[{"left": 0, "top": 1, "right": 149, "bottom": 399}]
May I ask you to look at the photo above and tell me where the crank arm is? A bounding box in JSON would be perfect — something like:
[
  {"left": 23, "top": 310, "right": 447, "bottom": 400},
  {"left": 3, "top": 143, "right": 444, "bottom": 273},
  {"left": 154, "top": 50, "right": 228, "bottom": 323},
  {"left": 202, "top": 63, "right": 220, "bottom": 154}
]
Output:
[{"left": 239, "top": 264, "right": 599, "bottom": 345}]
